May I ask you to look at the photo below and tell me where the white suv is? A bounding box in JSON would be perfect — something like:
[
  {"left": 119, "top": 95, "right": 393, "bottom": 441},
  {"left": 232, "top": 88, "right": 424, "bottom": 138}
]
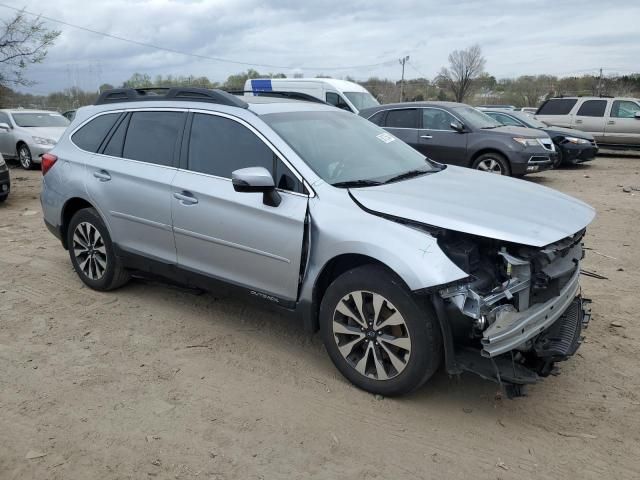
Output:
[{"left": 535, "top": 96, "right": 640, "bottom": 147}]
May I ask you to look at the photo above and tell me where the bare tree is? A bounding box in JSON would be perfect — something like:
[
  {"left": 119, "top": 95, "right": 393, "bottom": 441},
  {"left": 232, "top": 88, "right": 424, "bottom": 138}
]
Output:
[
  {"left": 0, "top": 10, "right": 60, "bottom": 88},
  {"left": 436, "top": 44, "right": 485, "bottom": 102}
]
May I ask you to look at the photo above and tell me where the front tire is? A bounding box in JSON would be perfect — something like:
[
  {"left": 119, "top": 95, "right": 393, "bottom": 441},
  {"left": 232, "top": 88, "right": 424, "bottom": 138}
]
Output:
[
  {"left": 320, "top": 265, "right": 442, "bottom": 396},
  {"left": 67, "top": 208, "right": 129, "bottom": 291},
  {"left": 552, "top": 146, "right": 564, "bottom": 168},
  {"left": 472, "top": 152, "right": 510, "bottom": 176},
  {"left": 18, "top": 144, "right": 35, "bottom": 170}
]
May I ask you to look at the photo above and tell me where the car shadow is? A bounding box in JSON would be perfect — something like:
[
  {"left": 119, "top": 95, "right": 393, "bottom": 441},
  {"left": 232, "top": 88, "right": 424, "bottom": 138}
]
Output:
[{"left": 130, "top": 276, "right": 509, "bottom": 410}]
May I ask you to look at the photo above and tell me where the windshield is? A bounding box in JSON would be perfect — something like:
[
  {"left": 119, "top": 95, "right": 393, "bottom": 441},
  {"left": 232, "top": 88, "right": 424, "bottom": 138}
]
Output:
[
  {"left": 12, "top": 112, "right": 69, "bottom": 128},
  {"left": 263, "top": 110, "right": 440, "bottom": 186},
  {"left": 343, "top": 92, "right": 379, "bottom": 111},
  {"left": 454, "top": 106, "right": 502, "bottom": 129}
]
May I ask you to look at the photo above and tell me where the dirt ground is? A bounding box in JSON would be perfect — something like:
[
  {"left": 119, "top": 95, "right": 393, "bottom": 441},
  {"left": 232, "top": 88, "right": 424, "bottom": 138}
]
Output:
[{"left": 1, "top": 156, "right": 639, "bottom": 480}]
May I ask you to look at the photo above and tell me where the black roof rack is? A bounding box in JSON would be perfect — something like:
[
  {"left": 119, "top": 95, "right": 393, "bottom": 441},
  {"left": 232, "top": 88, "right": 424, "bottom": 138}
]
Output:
[
  {"left": 94, "top": 87, "right": 248, "bottom": 108},
  {"left": 225, "top": 90, "right": 329, "bottom": 105}
]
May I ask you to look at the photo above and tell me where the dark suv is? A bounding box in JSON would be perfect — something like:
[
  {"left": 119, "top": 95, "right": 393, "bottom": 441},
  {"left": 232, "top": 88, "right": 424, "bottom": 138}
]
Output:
[{"left": 360, "top": 102, "right": 556, "bottom": 176}]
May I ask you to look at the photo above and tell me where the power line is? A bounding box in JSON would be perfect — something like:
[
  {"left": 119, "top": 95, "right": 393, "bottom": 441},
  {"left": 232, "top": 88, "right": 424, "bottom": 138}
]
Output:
[{"left": 0, "top": 3, "right": 398, "bottom": 72}]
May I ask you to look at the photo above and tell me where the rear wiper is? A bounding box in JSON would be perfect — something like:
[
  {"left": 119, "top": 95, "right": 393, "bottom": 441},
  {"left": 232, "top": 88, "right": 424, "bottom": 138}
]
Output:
[
  {"left": 382, "top": 168, "right": 433, "bottom": 184},
  {"left": 331, "top": 179, "right": 382, "bottom": 188}
]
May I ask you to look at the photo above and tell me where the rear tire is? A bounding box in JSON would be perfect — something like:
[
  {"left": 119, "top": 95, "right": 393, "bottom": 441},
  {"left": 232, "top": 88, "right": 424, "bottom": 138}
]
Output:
[
  {"left": 67, "top": 208, "right": 129, "bottom": 291},
  {"left": 320, "top": 265, "right": 442, "bottom": 396},
  {"left": 0, "top": 194, "right": 7, "bottom": 203},
  {"left": 472, "top": 152, "right": 511, "bottom": 176}
]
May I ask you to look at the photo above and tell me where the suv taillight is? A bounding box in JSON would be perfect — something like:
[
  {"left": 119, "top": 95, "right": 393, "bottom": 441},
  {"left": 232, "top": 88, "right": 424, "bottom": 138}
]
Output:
[{"left": 41, "top": 153, "right": 58, "bottom": 175}]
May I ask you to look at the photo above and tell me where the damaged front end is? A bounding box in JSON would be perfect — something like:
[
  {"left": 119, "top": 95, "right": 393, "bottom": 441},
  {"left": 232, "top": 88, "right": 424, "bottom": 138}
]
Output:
[{"left": 434, "top": 229, "right": 592, "bottom": 397}]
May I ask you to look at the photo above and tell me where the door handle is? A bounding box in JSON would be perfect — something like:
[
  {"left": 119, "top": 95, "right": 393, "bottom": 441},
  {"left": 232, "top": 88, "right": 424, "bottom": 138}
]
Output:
[
  {"left": 420, "top": 135, "right": 433, "bottom": 139},
  {"left": 575, "top": 119, "right": 583, "bottom": 124},
  {"left": 607, "top": 120, "right": 615, "bottom": 125},
  {"left": 93, "top": 170, "right": 111, "bottom": 182},
  {"left": 173, "top": 191, "right": 198, "bottom": 205}
]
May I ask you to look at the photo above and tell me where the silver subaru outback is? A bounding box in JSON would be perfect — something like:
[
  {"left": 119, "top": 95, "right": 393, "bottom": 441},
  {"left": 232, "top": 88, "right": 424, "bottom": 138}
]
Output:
[{"left": 41, "top": 88, "right": 595, "bottom": 397}]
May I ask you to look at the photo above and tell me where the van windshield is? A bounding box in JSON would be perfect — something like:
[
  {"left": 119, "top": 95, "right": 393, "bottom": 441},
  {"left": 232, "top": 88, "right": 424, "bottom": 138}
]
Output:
[
  {"left": 344, "top": 92, "right": 379, "bottom": 111},
  {"left": 263, "top": 110, "right": 441, "bottom": 187}
]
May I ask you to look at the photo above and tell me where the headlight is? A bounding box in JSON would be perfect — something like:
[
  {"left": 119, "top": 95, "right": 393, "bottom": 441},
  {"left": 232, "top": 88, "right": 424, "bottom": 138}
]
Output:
[
  {"left": 513, "top": 137, "right": 540, "bottom": 147},
  {"left": 0, "top": 155, "right": 5, "bottom": 166},
  {"left": 564, "top": 136, "right": 590, "bottom": 145},
  {"left": 32, "top": 136, "right": 56, "bottom": 146}
]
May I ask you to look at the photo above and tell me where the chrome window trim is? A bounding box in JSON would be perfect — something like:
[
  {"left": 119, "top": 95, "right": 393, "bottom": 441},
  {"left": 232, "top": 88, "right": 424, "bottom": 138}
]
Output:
[{"left": 69, "top": 107, "right": 315, "bottom": 197}]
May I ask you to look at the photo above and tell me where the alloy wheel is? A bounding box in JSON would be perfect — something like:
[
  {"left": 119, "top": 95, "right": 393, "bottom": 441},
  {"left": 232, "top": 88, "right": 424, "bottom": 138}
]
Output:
[
  {"left": 332, "top": 290, "right": 411, "bottom": 380},
  {"left": 19, "top": 147, "right": 32, "bottom": 169},
  {"left": 476, "top": 158, "right": 503, "bottom": 174},
  {"left": 72, "top": 222, "right": 107, "bottom": 280}
]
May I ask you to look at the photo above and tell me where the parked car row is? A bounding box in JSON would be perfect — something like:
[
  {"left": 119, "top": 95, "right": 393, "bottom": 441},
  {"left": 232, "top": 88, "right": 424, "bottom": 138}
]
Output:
[
  {"left": 360, "top": 101, "right": 557, "bottom": 176},
  {"left": 40, "top": 86, "right": 595, "bottom": 398}
]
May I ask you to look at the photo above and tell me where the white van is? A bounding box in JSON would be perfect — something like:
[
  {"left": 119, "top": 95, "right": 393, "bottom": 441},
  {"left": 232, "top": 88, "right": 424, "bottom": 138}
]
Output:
[{"left": 243, "top": 78, "right": 379, "bottom": 113}]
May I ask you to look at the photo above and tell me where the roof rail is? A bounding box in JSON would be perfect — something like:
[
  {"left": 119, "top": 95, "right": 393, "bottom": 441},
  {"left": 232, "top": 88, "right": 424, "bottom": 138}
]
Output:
[
  {"left": 94, "top": 87, "right": 248, "bottom": 108},
  {"left": 225, "top": 90, "right": 329, "bottom": 105}
]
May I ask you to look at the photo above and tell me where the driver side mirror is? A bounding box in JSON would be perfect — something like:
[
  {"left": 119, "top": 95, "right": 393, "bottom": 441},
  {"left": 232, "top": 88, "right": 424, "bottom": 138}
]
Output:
[
  {"left": 450, "top": 121, "right": 465, "bottom": 133},
  {"left": 232, "top": 166, "right": 281, "bottom": 207},
  {"left": 634, "top": 112, "right": 640, "bottom": 119},
  {"left": 0, "top": 122, "right": 10, "bottom": 132}
]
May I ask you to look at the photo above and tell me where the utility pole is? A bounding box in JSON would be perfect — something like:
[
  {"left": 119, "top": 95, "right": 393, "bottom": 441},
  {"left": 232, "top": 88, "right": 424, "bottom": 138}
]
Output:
[
  {"left": 399, "top": 55, "right": 409, "bottom": 102},
  {"left": 597, "top": 68, "right": 603, "bottom": 96}
]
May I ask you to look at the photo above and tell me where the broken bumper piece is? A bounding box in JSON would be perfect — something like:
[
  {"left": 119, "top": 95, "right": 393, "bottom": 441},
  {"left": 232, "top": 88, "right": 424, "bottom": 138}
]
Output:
[
  {"left": 455, "top": 295, "right": 591, "bottom": 397},
  {"left": 481, "top": 266, "right": 582, "bottom": 358}
]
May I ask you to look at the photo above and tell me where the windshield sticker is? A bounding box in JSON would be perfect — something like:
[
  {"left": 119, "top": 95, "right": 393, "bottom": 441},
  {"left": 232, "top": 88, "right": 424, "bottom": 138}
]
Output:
[{"left": 376, "top": 132, "right": 395, "bottom": 144}]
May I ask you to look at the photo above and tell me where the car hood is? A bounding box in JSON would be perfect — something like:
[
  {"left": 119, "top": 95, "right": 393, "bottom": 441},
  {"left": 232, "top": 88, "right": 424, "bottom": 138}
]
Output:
[
  {"left": 542, "top": 126, "right": 594, "bottom": 140},
  {"left": 22, "top": 126, "right": 66, "bottom": 141},
  {"left": 350, "top": 166, "right": 595, "bottom": 247},
  {"left": 485, "top": 125, "right": 549, "bottom": 139}
]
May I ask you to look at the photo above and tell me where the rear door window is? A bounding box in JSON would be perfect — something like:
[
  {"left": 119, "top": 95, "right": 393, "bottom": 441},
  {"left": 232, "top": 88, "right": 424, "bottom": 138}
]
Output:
[
  {"left": 537, "top": 99, "right": 578, "bottom": 115},
  {"left": 72, "top": 113, "right": 121, "bottom": 153},
  {"left": 385, "top": 109, "right": 418, "bottom": 129},
  {"left": 122, "top": 111, "right": 186, "bottom": 167},
  {"left": 576, "top": 100, "right": 607, "bottom": 117}
]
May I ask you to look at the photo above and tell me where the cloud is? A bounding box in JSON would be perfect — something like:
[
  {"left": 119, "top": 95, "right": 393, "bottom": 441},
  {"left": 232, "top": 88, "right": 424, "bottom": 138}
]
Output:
[{"left": 4, "top": 0, "right": 639, "bottom": 93}]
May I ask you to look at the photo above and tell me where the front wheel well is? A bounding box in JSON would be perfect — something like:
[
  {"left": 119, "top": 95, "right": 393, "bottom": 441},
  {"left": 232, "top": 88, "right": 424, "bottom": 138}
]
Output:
[
  {"left": 60, "top": 197, "right": 94, "bottom": 249},
  {"left": 470, "top": 148, "right": 507, "bottom": 165},
  {"left": 307, "top": 254, "right": 407, "bottom": 332},
  {"left": 16, "top": 140, "right": 27, "bottom": 154}
]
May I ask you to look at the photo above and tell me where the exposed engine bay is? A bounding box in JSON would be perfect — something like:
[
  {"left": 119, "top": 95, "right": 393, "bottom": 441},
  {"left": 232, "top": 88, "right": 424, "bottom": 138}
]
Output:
[{"left": 434, "top": 228, "right": 591, "bottom": 397}]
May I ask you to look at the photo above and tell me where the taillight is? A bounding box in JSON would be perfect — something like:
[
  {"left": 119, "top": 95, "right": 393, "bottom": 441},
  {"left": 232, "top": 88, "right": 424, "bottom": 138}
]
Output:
[{"left": 41, "top": 153, "right": 58, "bottom": 175}]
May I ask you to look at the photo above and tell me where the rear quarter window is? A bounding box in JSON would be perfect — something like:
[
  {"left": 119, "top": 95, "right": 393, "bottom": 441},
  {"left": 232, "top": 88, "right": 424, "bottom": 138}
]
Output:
[
  {"left": 71, "top": 113, "right": 121, "bottom": 152},
  {"left": 536, "top": 99, "right": 578, "bottom": 115}
]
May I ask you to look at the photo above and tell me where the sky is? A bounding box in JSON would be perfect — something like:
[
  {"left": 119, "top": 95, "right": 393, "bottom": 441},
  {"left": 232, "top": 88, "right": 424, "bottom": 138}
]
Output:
[{"left": 4, "top": 0, "right": 640, "bottom": 94}]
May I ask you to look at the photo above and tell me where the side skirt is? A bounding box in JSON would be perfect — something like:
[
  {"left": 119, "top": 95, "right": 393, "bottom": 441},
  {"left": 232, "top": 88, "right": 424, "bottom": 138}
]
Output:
[{"left": 114, "top": 245, "right": 300, "bottom": 316}]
